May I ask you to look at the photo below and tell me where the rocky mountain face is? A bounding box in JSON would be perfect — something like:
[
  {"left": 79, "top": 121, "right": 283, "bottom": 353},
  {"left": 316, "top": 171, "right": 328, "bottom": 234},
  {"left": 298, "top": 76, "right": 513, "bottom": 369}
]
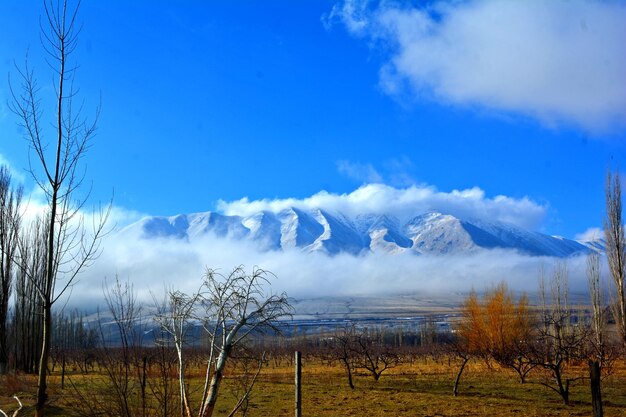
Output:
[{"left": 125, "top": 208, "right": 600, "bottom": 257}]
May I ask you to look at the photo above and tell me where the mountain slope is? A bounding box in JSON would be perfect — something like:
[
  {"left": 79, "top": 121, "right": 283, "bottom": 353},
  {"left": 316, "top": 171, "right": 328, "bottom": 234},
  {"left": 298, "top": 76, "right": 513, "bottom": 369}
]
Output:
[{"left": 123, "top": 208, "right": 597, "bottom": 258}]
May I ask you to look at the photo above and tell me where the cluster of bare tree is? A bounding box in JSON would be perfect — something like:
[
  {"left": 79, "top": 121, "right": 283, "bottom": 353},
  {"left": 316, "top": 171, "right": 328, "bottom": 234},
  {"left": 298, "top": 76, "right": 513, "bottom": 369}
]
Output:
[
  {"left": 446, "top": 170, "right": 626, "bottom": 414},
  {"left": 2, "top": 5, "right": 295, "bottom": 417},
  {"left": 0, "top": 167, "right": 24, "bottom": 375},
  {"left": 449, "top": 262, "right": 618, "bottom": 411},
  {"left": 1, "top": 168, "right": 103, "bottom": 404},
  {"left": 60, "top": 267, "right": 292, "bottom": 417},
  {"left": 0, "top": 171, "right": 58, "bottom": 379},
  {"left": 3, "top": 2, "right": 626, "bottom": 417},
  {"left": 293, "top": 249, "right": 622, "bottom": 413}
]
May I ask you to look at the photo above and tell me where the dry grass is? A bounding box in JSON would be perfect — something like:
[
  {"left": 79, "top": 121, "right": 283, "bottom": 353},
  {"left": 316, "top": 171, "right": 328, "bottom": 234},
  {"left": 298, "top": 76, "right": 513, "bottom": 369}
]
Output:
[
  {"left": 233, "top": 359, "right": 626, "bottom": 417},
  {"left": 1, "top": 357, "right": 626, "bottom": 416}
]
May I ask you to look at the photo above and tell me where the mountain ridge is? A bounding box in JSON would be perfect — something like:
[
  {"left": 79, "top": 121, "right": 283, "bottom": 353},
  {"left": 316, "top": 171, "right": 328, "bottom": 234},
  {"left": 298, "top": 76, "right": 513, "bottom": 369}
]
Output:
[{"left": 122, "top": 208, "right": 601, "bottom": 258}]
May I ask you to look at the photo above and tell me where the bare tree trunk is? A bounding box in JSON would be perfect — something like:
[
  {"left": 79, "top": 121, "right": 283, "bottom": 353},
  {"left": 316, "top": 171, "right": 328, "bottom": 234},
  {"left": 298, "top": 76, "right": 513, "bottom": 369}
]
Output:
[
  {"left": 141, "top": 356, "right": 147, "bottom": 417},
  {"left": 604, "top": 170, "right": 626, "bottom": 346},
  {"left": 587, "top": 251, "right": 605, "bottom": 360},
  {"left": 61, "top": 353, "right": 66, "bottom": 390},
  {"left": 202, "top": 345, "right": 232, "bottom": 417},
  {"left": 453, "top": 356, "right": 469, "bottom": 397},
  {"left": 36, "top": 302, "right": 52, "bottom": 417},
  {"left": 176, "top": 346, "right": 192, "bottom": 417},
  {"left": 341, "top": 357, "right": 355, "bottom": 390},
  {"left": 589, "top": 360, "right": 603, "bottom": 417}
]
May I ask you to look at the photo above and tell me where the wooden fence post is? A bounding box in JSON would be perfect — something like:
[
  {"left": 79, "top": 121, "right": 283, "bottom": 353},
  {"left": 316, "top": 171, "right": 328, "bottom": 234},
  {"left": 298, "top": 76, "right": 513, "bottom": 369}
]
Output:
[{"left": 295, "top": 351, "right": 302, "bottom": 417}]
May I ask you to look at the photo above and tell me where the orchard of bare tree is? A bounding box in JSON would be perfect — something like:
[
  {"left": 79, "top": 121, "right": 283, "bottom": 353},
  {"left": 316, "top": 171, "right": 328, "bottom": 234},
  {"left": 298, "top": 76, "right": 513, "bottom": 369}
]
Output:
[{"left": 2, "top": 1, "right": 626, "bottom": 416}]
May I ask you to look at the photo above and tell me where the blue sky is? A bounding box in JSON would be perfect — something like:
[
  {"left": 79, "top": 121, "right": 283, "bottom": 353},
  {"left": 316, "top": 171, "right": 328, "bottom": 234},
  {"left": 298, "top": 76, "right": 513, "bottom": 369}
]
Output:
[{"left": 2, "top": 0, "right": 626, "bottom": 240}]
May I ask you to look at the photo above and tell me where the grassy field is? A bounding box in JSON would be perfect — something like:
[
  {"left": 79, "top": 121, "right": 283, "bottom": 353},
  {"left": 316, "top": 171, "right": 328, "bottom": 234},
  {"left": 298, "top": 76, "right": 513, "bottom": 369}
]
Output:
[
  {"left": 237, "top": 359, "right": 626, "bottom": 417},
  {"left": 2, "top": 356, "right": 626, "bottom": 416}
]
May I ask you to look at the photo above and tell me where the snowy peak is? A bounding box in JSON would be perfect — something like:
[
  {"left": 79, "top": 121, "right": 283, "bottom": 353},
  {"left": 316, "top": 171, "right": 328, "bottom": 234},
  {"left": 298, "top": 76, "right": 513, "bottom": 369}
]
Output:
[
  {"left": 242, "top": 211, "right": 282, "bottom": 250},
  {"left": 405, "top": 212, "right": 478, "bottom": 254},
  {"left": 365, "top": 215, "right": 412, "bottom": 253},
  {"left": 309, "top": 210, "right": 365, "bottom": 255},
  {"left": 125, "top": 209, "right": 595, "bottom": 258},
  {"left": 187, "top": 212, "right": 248, "bottom": 240},
  {"left": 278, "top": 207, "right": 324, "bottom": 249},
  {"left": 139, "top": 214, "right": 189, "bottom": 239}
]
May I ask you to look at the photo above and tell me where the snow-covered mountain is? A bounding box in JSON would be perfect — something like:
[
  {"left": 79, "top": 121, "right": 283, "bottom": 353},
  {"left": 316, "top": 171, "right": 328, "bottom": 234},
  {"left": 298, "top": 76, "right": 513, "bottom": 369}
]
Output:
[{"left": 123, "top": 209, "right": 600, "bottom": 258}]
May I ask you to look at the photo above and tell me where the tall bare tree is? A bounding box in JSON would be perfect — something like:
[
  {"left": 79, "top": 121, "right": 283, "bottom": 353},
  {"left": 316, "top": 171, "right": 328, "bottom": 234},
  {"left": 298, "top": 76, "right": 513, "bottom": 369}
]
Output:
[
  {"left": 0, "top": 167, "right": 23, "bottom": 374},
  {"left": 587, "top": 251, "right": 606, "bottom": 363},
  {"left": 604, "top": 169, "right": 626, "bottom": 347},
  {"left": 9, "top": 1, "right": 109, "bottom": 414},
  {"left": 528, "top": 263, "right": 589, "bottom": 405}
]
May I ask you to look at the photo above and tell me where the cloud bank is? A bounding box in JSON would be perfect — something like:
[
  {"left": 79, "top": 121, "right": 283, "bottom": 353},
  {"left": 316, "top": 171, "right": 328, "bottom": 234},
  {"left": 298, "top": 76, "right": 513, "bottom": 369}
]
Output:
[
  {"left": 72, "top": 229, "right": 593, "bottom": 311},
  {"left": 218, "top": 183, "right": 546, "bottom": 230},
  {"left": 58, "top": 184, "right": 598, "bottom": 311},
  {"left": 325, "top": 0, "right": 626, "bottom": 133},
  {"left": 68, "top": 184, "right": 557, "bottom": 309},
  {"left": 26, "top": 183, "right": 590, "bottom": 311}
]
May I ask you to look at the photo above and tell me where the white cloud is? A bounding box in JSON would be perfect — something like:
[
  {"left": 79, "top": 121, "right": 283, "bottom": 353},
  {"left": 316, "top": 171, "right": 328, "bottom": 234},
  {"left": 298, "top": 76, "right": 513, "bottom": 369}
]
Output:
[
  {"left": 337, "top": 160, "right": 383, "bottom": 183},
  {"left": 16, "top": 185, "right": 143, "bottom": 230},
  {"left": 575, "top": 227, "right": 603, "bottom": 241},
  {"left": 69, "top": 230, "right": 592, "bottom": 311},
  {"left": 381, "top": 156, "right": 415, "bottom": 187},
  {"left": 218, "top": 183, "right": 546, "bottom": 230},
  {"left": 337, "top": 158, "right": 416, "bottom": 187},
  {"left": 13, "top": 191, "right": 146, "bottom": 309},
  {"left": 326, "top": 0, "right": 626, "bottom": 133},
  {"left": 61, "top": 185, "right": 594, "bottom": 310},
  {"left": 0, "top": 153, "right": 26, "bottom": 184}
]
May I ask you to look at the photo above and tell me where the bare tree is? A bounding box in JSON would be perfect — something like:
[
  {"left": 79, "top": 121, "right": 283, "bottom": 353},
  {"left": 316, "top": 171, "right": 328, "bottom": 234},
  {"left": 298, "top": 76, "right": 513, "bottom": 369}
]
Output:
[
  {"left": 71, "top": 277, "right": 149, "bottom": 417},
  {"left": 323, "top": 326, "right": 357, "bottom": 389},
  {"left": 147, "top": 329, "right": 178, "bottom": 417},
  {"left": 154, "top": 289, "right": 200, "bottom": 417},
  {"left": 9, "top": 1, "right": 109, "bottom": 414},
  {"left": 587, "top": 251, "right": 606, "bottom": 364},
  {"left": 351, "top": 328, "right": 398, "bottom": 382},
  {"left": 155, "top": 266, "right": 291, "bottom": 417},
  {"left": 0, "top": 167, "right": 23, "bottom": 374},
  {"left": 101, "top": 277, "right": 146, "bottom": 417},
  {"left": 197, "top": 266, "right": 292, "bottom": 417},
  {"left": 449, "top": 338, "right": 471, "bottom": 398},
  {"left": 604, "top": 169, "right": 626, "bottom": 347},
  {"left": 527, "top": 263, "right": 589, "bottom": 405}
]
